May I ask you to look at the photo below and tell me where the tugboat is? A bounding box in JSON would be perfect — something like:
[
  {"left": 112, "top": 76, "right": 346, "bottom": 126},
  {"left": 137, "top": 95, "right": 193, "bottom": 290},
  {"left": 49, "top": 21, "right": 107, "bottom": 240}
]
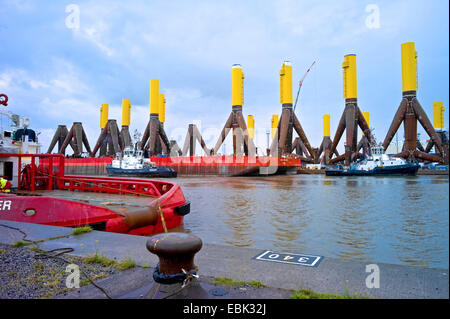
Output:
[
  {"left": 106, "top": 146, "right": 177, "bottom": 178},
  {"left": 325, "top": 145, "right": 420, "bottom": 176}
]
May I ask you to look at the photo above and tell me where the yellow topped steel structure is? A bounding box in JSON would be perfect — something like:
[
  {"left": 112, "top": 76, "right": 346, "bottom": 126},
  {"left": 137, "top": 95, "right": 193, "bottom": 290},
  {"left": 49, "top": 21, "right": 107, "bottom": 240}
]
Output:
[
  {"left": 280, "top": 61, "right": 293, "bottom": 104},
  {"left": 342, "top": 54, "right": 357, "bottom": 99},
  {"left": 433, "top": 102, "right": 445, "bottom": 130},
  {"left": 100, "top": 103, "right": 109, "bottom": 129},
  {"left": 271, "top": 114, "right": 279, "bottom": 138},
  {"left": 362, "top": 112, "right": 369, "bottom": 135},
  {"left": 122, "top": 99, "right": 131, "bottom": 127},
  {"left": 213, "top": 64, "right": 256, "bottom": 156},
  {"left": 159, "top": 93, "right": 166, "bottom": 123},
  {"left": 141, "top": 79, "right": 171, "bottom": 156},
  {"left": 328, "top": 54, "right": 373, "bottom": 166},
  {"left": 382, "top": 42, "right": 446, "bottom": 164},
  {"left": 401, "top": 42, "right": 418, "bottom": 92},
  {"left": 247, "top": 115, "right": 254, "bottom": 139},
  {"left": 150, "top": 79, "right": 160, "bottom": 115},
  {"left": 232, "top": 64, "right": 244, "bottom": 106},
  {"left": 323, "top": 114, "right": 331, "bottom": 137}
]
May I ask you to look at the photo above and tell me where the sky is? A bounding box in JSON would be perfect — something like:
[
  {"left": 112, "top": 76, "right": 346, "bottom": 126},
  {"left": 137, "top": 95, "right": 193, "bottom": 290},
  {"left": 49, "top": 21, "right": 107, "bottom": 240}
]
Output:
[{"left": 0, "top": 0, "right": 448, "bottom": 155}]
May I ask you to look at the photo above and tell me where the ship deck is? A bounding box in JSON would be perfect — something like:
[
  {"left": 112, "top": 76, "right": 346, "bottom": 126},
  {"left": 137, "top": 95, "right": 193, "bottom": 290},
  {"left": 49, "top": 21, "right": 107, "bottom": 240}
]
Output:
[{"left": 17, "top": 190, "right": 157, "bottom": 215}]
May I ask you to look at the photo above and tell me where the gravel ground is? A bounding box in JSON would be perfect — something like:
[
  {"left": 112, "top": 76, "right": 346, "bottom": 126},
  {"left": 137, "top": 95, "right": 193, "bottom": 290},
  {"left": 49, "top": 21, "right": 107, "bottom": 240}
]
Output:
[{"left": 0, "top": 243, "right": 118, "bottom": 299}]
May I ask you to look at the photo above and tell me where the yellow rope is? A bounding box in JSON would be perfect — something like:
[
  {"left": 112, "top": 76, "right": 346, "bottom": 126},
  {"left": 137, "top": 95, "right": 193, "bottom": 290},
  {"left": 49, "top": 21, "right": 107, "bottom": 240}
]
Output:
[{"left": 157, "top": 201, "right": 168, "bottom": 233}]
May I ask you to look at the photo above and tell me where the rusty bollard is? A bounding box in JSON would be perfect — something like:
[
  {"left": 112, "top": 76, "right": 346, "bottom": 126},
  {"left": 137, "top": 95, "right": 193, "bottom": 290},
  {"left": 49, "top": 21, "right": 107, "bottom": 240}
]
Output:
[{"left": 145, "top": 232, "right": 208, "bottom": 299}]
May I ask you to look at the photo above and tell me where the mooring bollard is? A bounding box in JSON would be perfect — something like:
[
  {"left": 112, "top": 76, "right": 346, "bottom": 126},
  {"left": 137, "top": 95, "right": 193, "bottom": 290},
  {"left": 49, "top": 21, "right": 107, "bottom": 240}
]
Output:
[{"left": 145, "top": 232, "right": 208, "bottom": 299}]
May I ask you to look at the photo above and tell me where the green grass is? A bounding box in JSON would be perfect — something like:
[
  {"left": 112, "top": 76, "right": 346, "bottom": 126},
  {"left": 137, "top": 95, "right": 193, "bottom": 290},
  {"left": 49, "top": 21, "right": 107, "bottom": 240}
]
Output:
[
  {"left": 83, "top": 253, "right": 116, "bottom": 267},
  {"left": 13, "top": 241, "right": 32, "bottom": 247},
  {"left": 290, "top": 289, "right": 367, "bottom": 299},
  {"left": 116, "top": 257, "right": 136, "bottom": 271},
  {"left": 213, "top": 277, "right": 266, "bottom": 288},
  {"left": 72, "top": 226, "right": 93, "bottom": 236},
  {"left": 141, "top": 264, "right": 150, "bottom": 269},
  {"left": 83, "top": 253, "right": 136, "bottom": 271}
]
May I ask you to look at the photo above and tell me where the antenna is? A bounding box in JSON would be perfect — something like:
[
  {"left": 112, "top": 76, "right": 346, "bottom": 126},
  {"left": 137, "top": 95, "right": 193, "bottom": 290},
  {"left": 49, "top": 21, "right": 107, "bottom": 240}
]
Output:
[{"left": 293, "top": 61, "right": 316, "bottom": 112}]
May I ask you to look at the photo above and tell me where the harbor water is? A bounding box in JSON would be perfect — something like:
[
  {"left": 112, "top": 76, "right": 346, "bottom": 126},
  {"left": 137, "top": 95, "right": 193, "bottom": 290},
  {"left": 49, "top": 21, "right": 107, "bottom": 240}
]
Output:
[{"left": 175, "top": 174, "right": 449, "bottom": 269}]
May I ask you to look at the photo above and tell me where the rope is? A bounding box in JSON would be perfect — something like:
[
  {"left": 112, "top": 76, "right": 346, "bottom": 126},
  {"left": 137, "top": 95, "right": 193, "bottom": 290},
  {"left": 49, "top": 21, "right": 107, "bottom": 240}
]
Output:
[
  {"left": 157, "top": 200, "right": 168, "bottom": 233},
  {"left": 0, "top": 224, "right": 113, "bottom": 299}
]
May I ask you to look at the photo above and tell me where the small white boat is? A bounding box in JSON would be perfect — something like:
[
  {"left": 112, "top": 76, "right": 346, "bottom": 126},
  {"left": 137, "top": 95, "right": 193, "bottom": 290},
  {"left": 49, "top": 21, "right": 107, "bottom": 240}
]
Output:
[
  {"left": 326, "top": 146, "right": 420, "bottom": 176},
  {"left": 106, "top": 147, "right": 177, "bottom": 177}
]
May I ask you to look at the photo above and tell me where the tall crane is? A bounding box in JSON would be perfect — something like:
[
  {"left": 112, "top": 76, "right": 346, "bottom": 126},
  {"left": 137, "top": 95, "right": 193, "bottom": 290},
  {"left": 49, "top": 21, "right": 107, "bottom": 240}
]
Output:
[{"left": 293, "top": 61, "right": 316, "bottom": 112}]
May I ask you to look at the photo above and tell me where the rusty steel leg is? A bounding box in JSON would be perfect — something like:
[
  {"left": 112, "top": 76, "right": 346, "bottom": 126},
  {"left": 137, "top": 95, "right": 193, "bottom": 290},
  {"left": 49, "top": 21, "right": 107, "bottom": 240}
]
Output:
[
  {"left": 47, "top": 126, "right": 62, "bottom": 154},
  {"left": 356, "top": 107, "right": 373, "bottom": 143},
  {"left": 412, "top": 98, "right": 444, "bottom": 155},
  {"left": 74, "top": 123, "right": 83, "bottom": 155},
  {"left": 59, "top": 124, "right": 74, "bottom": 155},
  {"left": 278, "top": 111, "right": 290, "bottom": 154},
  {"left": 158, "top": 122, "right": 171, "bottom": 155},
  {"left": 425, "top": 140, "right": 434, "bottom": 153},
  {"left": 146, "top": 114, "right": 160, "bottom": 156},
  {"left": 213, "top": 112, "right": 233, "bottom": 155},
  {"left": 344, "top": 103, "right": 357, "bottom": 165},
  {"left": 328, "top": 110, "right": 346, "bottom": 160},
  {"left": 141, "top": 121, "right": 151, "bottom": 151},
  {"left": 404, "top": 107, "right": 417, "bottom": 152},
  {"left": 382, "top": 98, "right": 408, "bottom": 151},
  {"left": 329, "top": 153, "right": 346, "bottom": 164},
  {"left": 292, "top": 113, "right": 314, "bottom": 159},
  {"left": 235, "top": 110, "right": 256, "bottom": 156},
  {"left": 120, "top": 126, "right": 132, "bottom": 151},
  {"left": 193, "top": 125, "right": 210, "bottom": 156},
  {"left": 181, "top": 124, "right": 193, "bottom": 156},
  {"left": 416, "top": 140, "right": 425, "bottom": 152},
  {"left": 92, "top": 128, "right": 106, "bottom": 157},
  {"left": 413, "top": 150, "right": 444, "bottom": 163},
  {"left": 81, "top": 127, "right": 91, "bottom": 154},
  {"left": 233, "top": 127, "right": 244, "bottom": 156},
  {"left": 170, "top": 140, "right": 182, "bottom": 157}
]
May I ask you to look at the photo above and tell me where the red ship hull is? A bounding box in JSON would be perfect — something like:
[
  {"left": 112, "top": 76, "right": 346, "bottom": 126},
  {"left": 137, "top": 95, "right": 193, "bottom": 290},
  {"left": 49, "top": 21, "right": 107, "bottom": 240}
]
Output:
[{"left": 0, "top": 154, "right": 190, "bottom": 236}]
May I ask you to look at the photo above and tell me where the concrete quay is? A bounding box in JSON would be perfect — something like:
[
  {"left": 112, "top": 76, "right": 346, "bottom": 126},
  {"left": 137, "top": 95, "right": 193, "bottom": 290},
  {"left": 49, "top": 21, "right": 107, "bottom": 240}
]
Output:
[{"left": 0, "top": 220, "right": 447, "bottom": 299}]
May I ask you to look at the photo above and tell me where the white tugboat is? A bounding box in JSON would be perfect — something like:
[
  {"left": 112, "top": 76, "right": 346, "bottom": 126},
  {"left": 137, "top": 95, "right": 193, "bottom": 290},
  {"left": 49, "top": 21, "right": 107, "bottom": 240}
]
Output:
[
  {"left": 326, "top": 145, "right": 420, "bottom": 176},
  {"left": 106, "top": 146, "right": 177, "bottom": 177}
]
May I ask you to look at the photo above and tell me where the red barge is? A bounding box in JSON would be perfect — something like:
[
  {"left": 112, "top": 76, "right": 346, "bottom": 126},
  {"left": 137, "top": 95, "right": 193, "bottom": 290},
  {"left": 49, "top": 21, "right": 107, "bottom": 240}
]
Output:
[
  {"left": 0, "top": 153, "right": 190, "bottom": 236},
  {"left": 58, "top": 155, "right": 301, "bottom": 176}
]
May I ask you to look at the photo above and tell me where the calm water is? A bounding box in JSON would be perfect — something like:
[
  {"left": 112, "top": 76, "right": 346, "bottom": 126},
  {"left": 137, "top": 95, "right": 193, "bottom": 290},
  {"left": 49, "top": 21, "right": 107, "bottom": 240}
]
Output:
[{"left": 175, "top": 174, "right": 449, "bottom": 269}]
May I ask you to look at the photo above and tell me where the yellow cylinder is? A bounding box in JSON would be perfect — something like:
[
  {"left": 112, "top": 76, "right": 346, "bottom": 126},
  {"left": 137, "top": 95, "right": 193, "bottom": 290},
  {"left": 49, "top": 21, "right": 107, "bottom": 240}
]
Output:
[
  {"left": 122, "top": 99, "right": 131, "bottom": 127},
  {"left": 342, "top": 54, "right": 357, "bottom": 99},
  {"left": 271, "top": 114, "right": 279, "bottom": 138},
  {"left": 433, "top": 102, "right": 445, "bottom": 129},
  {"left": 100, "top": 103, "right": 109, "bottom": 129},
  {"left": 159, "top": 93, "right": 166, "bottom": 123},
  {"left": 150, "top": 79, "right": 159, "bottom": 115},
  {"left": 247, "top": 115, "right": 254, "bottom": 139},
  {"left": 280, "top": 61, "right": 293, "bottom": 104},
  {"left": 401, "top": 42, "right": 418, "bottom": 92},
  {"left": 232, "top": 64, "right": 244, "bottom": 105},
  {"left": 362, "top": 112, "right": 369, "bottom": 135},
  {"left": 323, "top": 114, "right": 330, "bottom": 137}
]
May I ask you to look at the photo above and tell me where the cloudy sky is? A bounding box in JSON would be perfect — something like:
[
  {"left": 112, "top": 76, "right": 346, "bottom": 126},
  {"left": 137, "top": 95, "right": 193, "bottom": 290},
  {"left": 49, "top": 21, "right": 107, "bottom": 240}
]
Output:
[{"left": 1, "top": 0, "right": 448, "bottom": 155}]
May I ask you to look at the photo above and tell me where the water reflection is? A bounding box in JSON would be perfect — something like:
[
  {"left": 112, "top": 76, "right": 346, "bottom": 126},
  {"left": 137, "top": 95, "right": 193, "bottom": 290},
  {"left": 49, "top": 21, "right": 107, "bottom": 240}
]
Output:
[{"left": 177, "top": 175, "right": 449, "bottom": 268}]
